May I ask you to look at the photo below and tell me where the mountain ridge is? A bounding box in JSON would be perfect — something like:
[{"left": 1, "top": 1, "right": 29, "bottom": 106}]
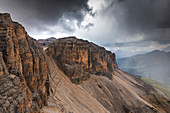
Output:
[
  {"left": 117, "top": 50, "right": 170, "bottom": 86},
  {"left": 0, "top": 13, "right": 170, "bottom": 113}
]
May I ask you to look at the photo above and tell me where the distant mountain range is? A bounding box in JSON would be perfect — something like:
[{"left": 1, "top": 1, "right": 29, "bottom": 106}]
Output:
[
  {"left": 117, "top": 50, "right": 170, "bottom": 86},
  {"left": 163, "top": 46, "right": 170, "bottom": 52},
  {"left": 37, "top": 37, "right": 56, "bottom": 46}
]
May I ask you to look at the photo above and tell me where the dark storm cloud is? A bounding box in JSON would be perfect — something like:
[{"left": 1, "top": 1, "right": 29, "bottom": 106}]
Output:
[
  {"left": 102, "top": 29, "right": 170, "bottom": 48},
  {"left": 109, "top": 0, "right": 170, "bottom": 30},
  {"left": 103, "top": 41, "right": 148, "bottom": 48},
  {"left": 0, "top": 0, "right": 93, "bottom": 32},
  {"left": 99, "top": 0, "right": 170, "bottom": 47}
]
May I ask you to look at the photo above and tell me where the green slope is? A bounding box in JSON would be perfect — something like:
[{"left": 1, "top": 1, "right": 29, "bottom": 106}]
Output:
[{"left": 141, "top": 77, "right": 170, "bottom": 98}]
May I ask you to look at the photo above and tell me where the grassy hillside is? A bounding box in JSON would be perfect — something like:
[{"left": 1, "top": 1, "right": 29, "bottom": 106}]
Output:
[{"left": 141, "top": 77, "right": 170, "bottom": 98}]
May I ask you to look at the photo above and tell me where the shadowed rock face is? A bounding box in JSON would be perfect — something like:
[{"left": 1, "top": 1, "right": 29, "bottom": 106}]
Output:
[
  {"left": 46, "top": 37, "right": 118, "bottom": 84},
  {"left": 0, "top": 13, "right": 48, "bottom": 112}
]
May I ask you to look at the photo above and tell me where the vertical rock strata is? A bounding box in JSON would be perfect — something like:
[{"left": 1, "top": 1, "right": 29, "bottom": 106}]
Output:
[
  {"left": 46, "top": 37, "right": 170, "bottom": 113},
  {"left": 0, "top": 13, "right": 48, "bottom": 113},
  {"left": 46, "top": 37, "right": 118, "bottom": 84}
]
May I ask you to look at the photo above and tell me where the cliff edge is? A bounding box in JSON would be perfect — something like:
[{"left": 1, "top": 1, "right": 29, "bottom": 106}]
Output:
[
  {"left": 46, "top": 37, "right": 117, "bottom": 84},
  {"left": 0, "top": 13, "right": 49, "bottom": 113}
]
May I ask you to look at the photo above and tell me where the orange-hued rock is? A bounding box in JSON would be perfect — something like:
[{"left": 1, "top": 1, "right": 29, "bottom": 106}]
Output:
[
  {"left": 1, "top": 13, "right": 169, "bottom": 113},
  {"left": 46, "top": 37, "right": 118, "bottom": 84},
  {"left": 0, "top": 52, "right": 8, "bottom": 75},
  {"left": 0, "top": 73, "right": 33, "bottom": 113},
  {"left": 45, "top": 36, "right": 170, "bottom": 113},
  {"left": 44, "top": 53, "right": 170, "bottom": 113},
  {"left": 0, "top": 13, "right": 48, "bottom": 112}
]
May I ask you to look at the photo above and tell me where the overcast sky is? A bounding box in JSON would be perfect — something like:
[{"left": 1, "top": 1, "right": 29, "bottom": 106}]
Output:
[{"left": 1, "top": 0, "right": 170, "bottom": 58}]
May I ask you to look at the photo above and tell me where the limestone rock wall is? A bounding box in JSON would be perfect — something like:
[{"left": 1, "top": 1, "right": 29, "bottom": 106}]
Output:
[
  {"left": 0, "top": 13, "right": 48, "bottom": 113},
  {"left": 46, "top": 37, "right": 118, "bottom": 84}
]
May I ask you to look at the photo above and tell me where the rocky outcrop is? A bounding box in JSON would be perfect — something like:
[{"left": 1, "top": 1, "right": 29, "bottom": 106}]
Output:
[
  {"left": 0, "top": 13, "right": 48, "bottom": 112},
  {"left": 46, "top": 37, "right": 117, "bottom": 84}
]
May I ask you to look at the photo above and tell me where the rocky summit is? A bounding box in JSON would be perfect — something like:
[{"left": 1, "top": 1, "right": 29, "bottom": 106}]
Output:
[{"left": 0, "top": 13, "right": 170, "bottom": 113}]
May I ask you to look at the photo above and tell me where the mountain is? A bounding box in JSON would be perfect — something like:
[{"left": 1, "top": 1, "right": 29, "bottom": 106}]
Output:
[
  {"left": 0, "top": 13, "right": 49, "bottom": 112},
  {"left": 0, "top": 13, "right": 170, "bottom": 113},
  {"left": 141, "top": 77, "right": 170, "bottom": 98},
  {"left": 163, "top": 46, "right": 170, "bottom": 52},
  {"left": 37, "top": 37, "right": 56, "bottom": 47},
  {"left": 45, "top": 37, "right": 170, "bottom": 113},
  {"left": 117, "top": 50, "right": 170, "bottom": 86},
  {"left": 46, "top": 37, "right": 118, "bottom": 84}
]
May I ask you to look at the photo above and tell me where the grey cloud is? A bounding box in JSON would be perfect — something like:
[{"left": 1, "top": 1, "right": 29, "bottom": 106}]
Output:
[
  {"left": 97, "top": 0, "right": 170, "bottom": 48},
  {"left": 1, "top": 0, "right": 170, "bottom": 58},
  {"left": 146, "top": 29, "right": 170, "bottom": 44},
  {"left": 0, "top": 0, "right": 93, "bottom": 32},
  {"left": 100, "top": 0, "right": 170, "bottom": 37},
  {"left": 110, "top": 0, "right": 170, "bottom": 30},
  {"left": 102, "top": 28, "right": 170, "bottom": 48},
  {"left": 102, "top": 40, "right": 150, "bottom": 48},
  {"left": 84, "top": 23, "right": 94, "bottom": 30}
]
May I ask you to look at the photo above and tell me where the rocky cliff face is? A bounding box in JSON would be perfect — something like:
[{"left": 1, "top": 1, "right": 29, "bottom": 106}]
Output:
[
  {"left": 0, "top": 13, "right": 48, "bottom": 113},
  {"left": 46, "top": 37, "right": 117, "bottom": 84},
  {"left": 45, "top": 37, "right": 170, "bottom": 113}
]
